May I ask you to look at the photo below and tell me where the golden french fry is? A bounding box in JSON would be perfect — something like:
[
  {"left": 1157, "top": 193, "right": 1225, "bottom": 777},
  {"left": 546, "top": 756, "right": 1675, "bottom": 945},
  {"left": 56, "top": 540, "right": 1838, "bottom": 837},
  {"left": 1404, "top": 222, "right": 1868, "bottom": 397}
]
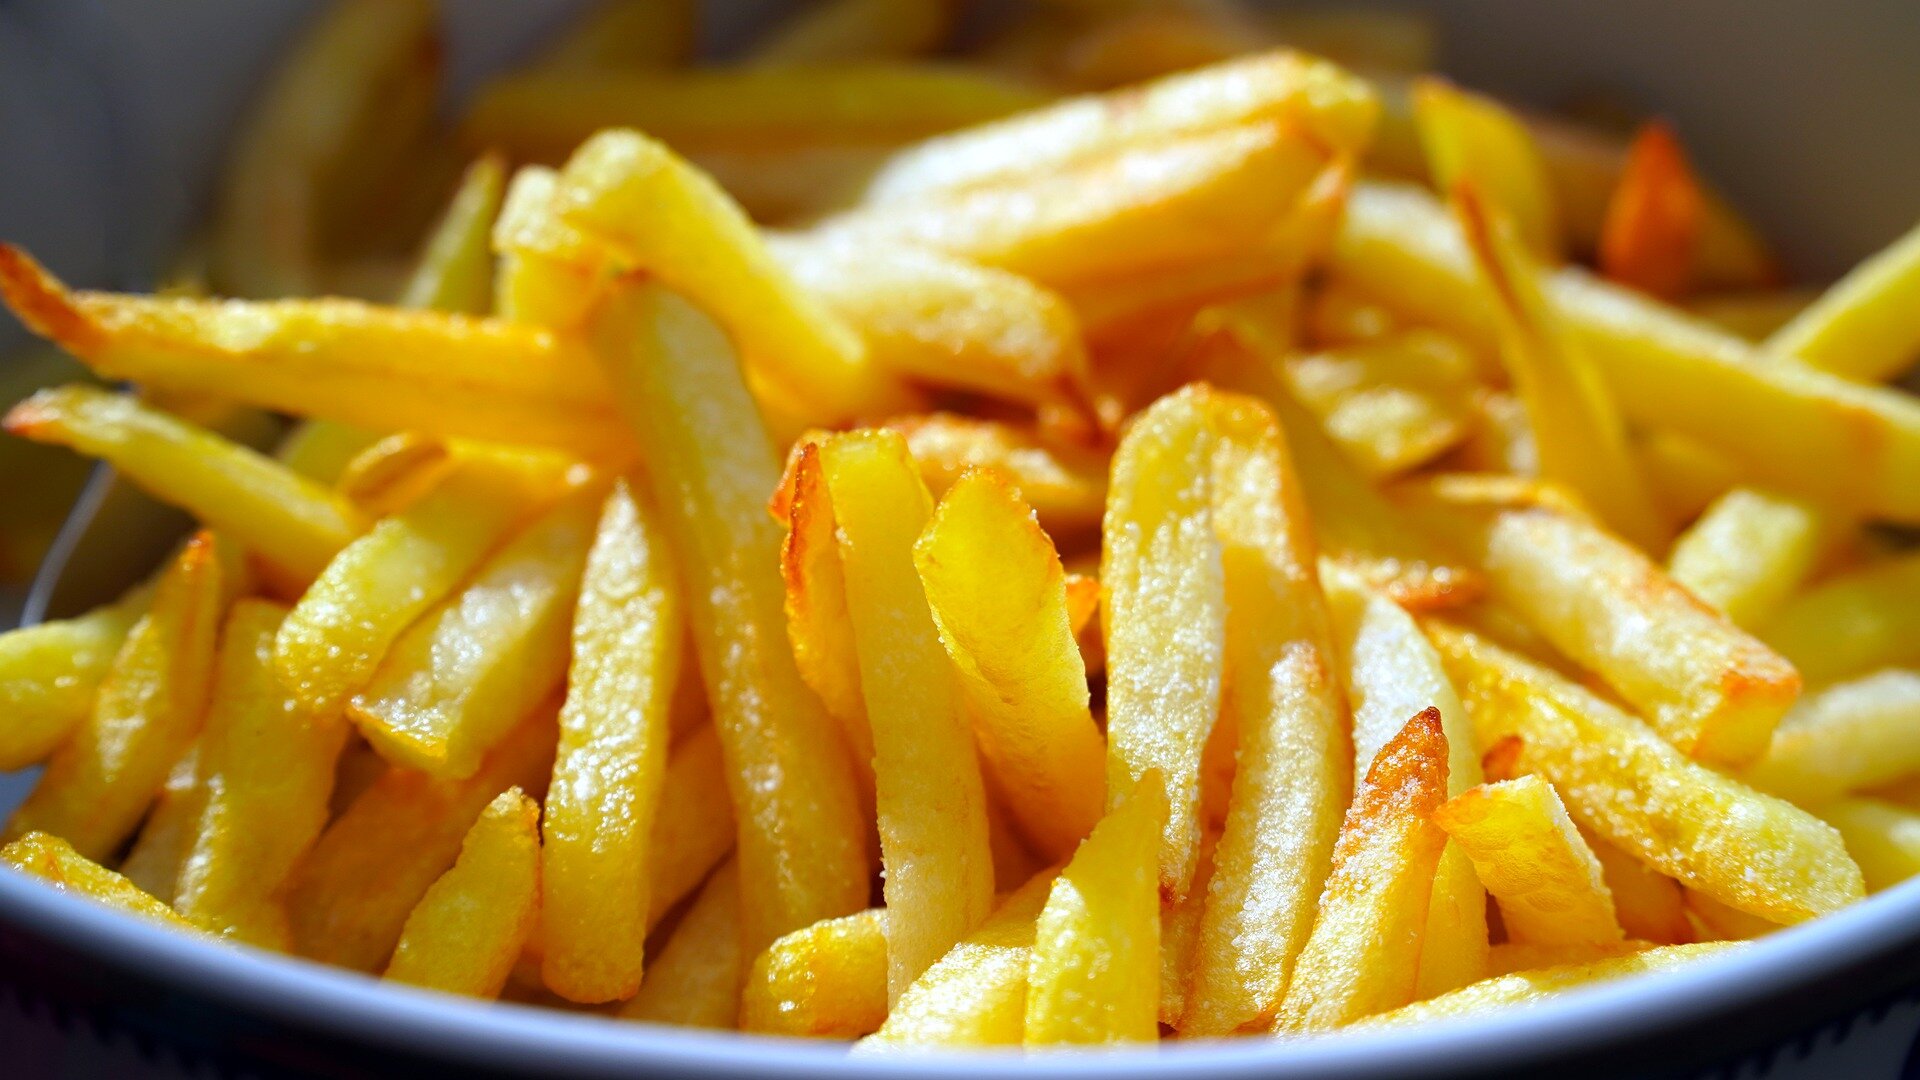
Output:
[
  {"left": 274, "top": 419, "right": 383, "bottom": 486},
  {"left": 645, "top": 725, "right": 737, "bottom": 929},
  {"left": 1741, "top": 671, "right": 1920, "bottom": 806},
  {"left": 531, "top": 0, "right": 695, "bottom": 69},
  {"left": 1667, "top": 488, "right": 1831, "bottom": 630},
  {"left": 1044, "top": 2, "right": 1265, "bottom": 90},
  {"left": 741, "top": 908, "right": 890, "bottom": 1038},
  {"left": 1686, "top": 289, "right": 1820, "bottom": 342},
  {"left": 1308, "top": 281, "right": 1405, "bottom": 346},
  {"left": 2, "top": 832, "right": 198, "bottom": 931},
  {"left": 915, "top": 469, "right": 1105, "bottom": 861},
  {"left": 1282, "top": 331, "right": 1478, "bottom": 478},
  {"left": 881, "top": 413, "right": 1108, "bottom": 541},
  {"left": 491, "top": 165, "right": 605, "bottom": 330},
  {"left": 385, "top": 787, "right": 542, "bottom": 999},
  {"left": 333, "top": 433, "right": 455, "bottom": 518},
  {"left": 286, "top": 707, "right": 556, "bottom": 972},
  {"left": 1158, "top": 833, "right": 1214, "bottom": 1030},
  {"left": 1431, "top": 625, "right": 1863, "bottom": 923},
  {"left": 1184, "top": 389, "right": 1350, "bottom": 1035},
  {"left": 1766, "top": 217, "right": 1920, "bottom": 383},
  {"left": 174, "top": 601, "right": 346, "bottom": 945},
  {"left": 398, "top": 155, "right": 506, "bottom": 315},
  {"left": 1486, "top": 940, "right": 1655, "bottom": 977},
  {"left": 1818, "top": 798, "right": 1920, "bottom": 893},
  {"left": 1684, "top": 888, "right": 1781, "bottom": 941},
  {"left": 1434, "top": 776, "right": 1623, "bottom": 947},
  {"left": 620, "top": 861, "right": 742, "bottom": 1028},
  {"left": 1415, "top": 79, "right": 1560, "bottom": 260},
  {"left": 1276, "top": 708, "right": 1450, "bottom": 1032},
  {"left": 118, "top": 741, "right": 203, "bottom": 905},
  {"left": 1026, "top": 773, "right": 1166, "bottom": 1046},
  {"left": 747, "top": 0, "right": 952, "bottom": 64},
  {"left": 6, "top": 534, "right": 225, "bottom": 859},
  {"left": 1585, "top": 829, "right": 1695, "bottom": 945},
  {"left": 1598, "top": 121, "right": 1704, "bottom": 301},
  {"left": 1637, "top": 429, "right": 1741, "bottom": 525},
  {"left": 862, "top": 51, "right": 1376, "bottom": 203},
  {"left": 1101, "top": 388, "right": 1225, "bottom": 898},
  {"left": 540, "top": 481, "right": 683, "bottom": 1003},
  {"left": 587, "top": 279, "right": 869, "bottom": 953},
  {"left": 0, "top": 591, "right": 146, "bottom": 770},
  {"left": 6, "top": 386, "right": 362, "bottom": 588},
  {"left": 1761, "top": 552, "right": 1920, "bottom": 684},
  {"left": 1355, "top": 943, "right": 1740, "bottom": 1028}
]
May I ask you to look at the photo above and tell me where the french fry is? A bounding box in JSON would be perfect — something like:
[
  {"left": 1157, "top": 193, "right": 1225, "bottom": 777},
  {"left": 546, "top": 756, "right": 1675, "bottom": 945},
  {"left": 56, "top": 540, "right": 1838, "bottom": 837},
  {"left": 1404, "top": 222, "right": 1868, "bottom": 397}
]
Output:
[
  {"left": 333, "top": 433, "right": 455, "bottom": 519},
  {"left": 1817, "top": 798, "right": 1920, "bottom": 893},
  {"left": 1275, "top": 708, "right": 1450, "bottom": 1032},
  {"left": 1434, "top": 776, "right": 1624, "bottom": 947},
  {"left": 275, "top": 419, "right": 382, "bottom": 486},
  {"left": 1101, "top": 388, "right": 1226, "bottom": 897},
  {"left": 819, "top": 430, "right": 994, "bottom": 999},
  {"left": 1486, "top": 940, "right": 1654, "bottom": 977},
  {"left": 6, "top": 534, "right": 224, "bottom": 859},
  {"left": 385, "top": 788, "right": 542, "bottom": 999},
  {"left": 173, "top": 601, "right": 346, "bottom": 945},
  {"left": 1761, "top": 551, "right": 1920, "bottom": 684},
  {"left": 1158, "top": 834, "right": 1215, "bottom": 1029},
  {"left": 540, "top": 481, "right": 683, "bottom": 1003},
  {"left": 861, "top": 51, "right": 1377, "bottom": 204},
  {"left": 277, "top": 454, "right": 571, "bottom": 715},
  {"left": 1, "top": 832, "right": 198, "bottom": 931},
  {"left": 1431, "top": 625, "right": 1863, "bottom": 923},
  {"left": 740, "top": 908, "right": 891, "bottom": 1038},
  {"left": 0, "top": 249, "right": 629, "bottom": 457},
  {"left": 285, "top": 707, "right": 556, "bottom": 972},
  {"left": 1741, "top": 671, "right": 1920, "bottom": 806},
  {"left": 1637, "top": 429, "right": 1741, "bottom": 525},
  {"left": 398, "top": 155, "right": 506, "bottom": 315},
  {"left": 1598, "top": 121, "right": 1704, "bottom": 301},
  {"left": 1354, "top": 943, "right": 1740, "bottom": 1029},
  {"left": 620, "top": 861, "right": 742, "bottom": 1028},
  {"left": 1766, "top": 217, "right": 1920, "bottom": 382},
  {"left": 1667, "top": 488, "right": 1831, "bottom": 630},
  {"left": 881, "top": 413, "right": 1108, "bottom": 541},
  {"left": 587, "top": 279, "right": 870, "bottom": 953},
  {"left": 491, "top": 166, "right": 606, "bottom": 330},
  {"left": 350, "top": 489, "right": 597, "bottom": 778},
  {"left": 0, "top": 591, "right": 145, "bottom": 770},
  {"left": 531, "top": 0, "right": 696, "bottom": 69},
  {"left": 1686, "top": 289, "right": 1819, "bottom": 342},
  {"left": 1415, "top": 79, "right": 1560, "bottom": 261},
  {"left": 1281, "top": 331, "right": 1478, "bottom": 478},
  {"left": 1585, "top": 830, "right": 1694, "bottom": 945},
  {"left": 1025, "top": 774, "right": 1166, "bottom": 1046},
  {"left": 914, "top": 469, "right": 1106, "bottom": 860},
  {"left": 747, "top": 0, "right": 952, "bottom": 65},
  {"left": 1684, "top": 888, "right": 1780, "bottom": 941},
  {"left": 645, "top": 725, "right": 737, "bottom": 929},
  {"left": 1308, "top": 281, "right": 1404, "bottom": 346},
  {"left": 119, "top": 745, "right": 203, "bottom": 905},
  {"left": 1332, "top": 182, "right": 1920, "bottom": 523},
  {"left": 1184, "top": 389, "right": 1350, "bottom": 1035}
]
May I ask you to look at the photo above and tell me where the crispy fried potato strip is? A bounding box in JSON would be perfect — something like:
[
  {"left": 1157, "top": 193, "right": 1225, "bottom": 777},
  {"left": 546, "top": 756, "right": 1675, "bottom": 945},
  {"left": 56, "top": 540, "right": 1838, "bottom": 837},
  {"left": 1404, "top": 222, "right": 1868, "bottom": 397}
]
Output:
[
  {"left": 385, "top": 788, "right": 542, "bottom": 999},
  {"left": 1761, "top": 552, "right": 1920, "bottom": 685},
  {"left": 1766, "top": 217, "right": 1920, "bottom": 383},
  {"left": 1434, "top": 776, "right": 1623, "bottom": 948},
  {"left": 1818, "top": 799, "right": 1920, "bottom": 893},
  {"left": 747, "top": 0, "right": 953, "bottom": 65},
  {"left": 1667, "top": 487, "right": 1831, "bottom": 630},
  {"left": 398, "top": 155, "right": 507, "bottom": 315},
  {"left": 882, "top": 413, "right": 1108, "bottom": 541},
  {"left": 2, "top": 832, "right": 199, "bottom": 931},
  {"left": 0, "top": 591, "right": 146, "bottom": 771},
  {"left": 1355, "top": 943, "right": 1741, "bottom": 1029},
  {"left": 1597, "top": 121, "right": 1704, "bottom": 301},
  {"left": 621, "top": 861, "right": 743, "bottom": 1029},
  {"left": 1741, "top": 671, "right": 1920, "bottom": 807},
  {"left": 740, "top": 908, "right": 891, "bottom": 1038},
  {"left": 1414, "top": 79, "right": 1560, "bottom": 261}
]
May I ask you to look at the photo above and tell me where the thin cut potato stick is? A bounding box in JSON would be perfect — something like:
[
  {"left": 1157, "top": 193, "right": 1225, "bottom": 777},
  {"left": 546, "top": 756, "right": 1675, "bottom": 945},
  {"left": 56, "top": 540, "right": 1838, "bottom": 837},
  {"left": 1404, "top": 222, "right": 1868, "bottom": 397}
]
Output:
[
  {"left": 1766, "top": 217, "right": 1920, "bottom": 383},
  {"left": 6, "top": 534, "right": 225, "bottom": 859},
  {"left": 2, "top": 832, "right": 199, "bottom": 931},
  {"left": 1817, "top": 798, "right": 1920, "bottom": 893},
  {"left": 174, "top": 601, "right": 346, "bottom": 946},
  {"left": 915, "top": 470, "right": 1106, "bottom": 861},
  {"left": 587, "top": 279, "right": 869, "bottom": 953},
  {"left": 332, "top": 433, "right": 455, "bottom": 519},
  {"left": 1101, "top": 387, "right": 1226, "bottom": 898},
  {"left": 1431, "top": 625, "right": 1863, "bottom": 923},
  {"left": 385, "top": 788, "right": 542, "bottom": 999},
  {"left": 1598, "top": 121, "right": 1704, "bottom": 301},
  {"left": 398, "top": 155, "right": 507, "bottom": 315},
  {"left": 1276, "top": 708, "right": 1450, "bottom": 1032},
  {"left": 540, "top": 481, "right": 683, "bottom": 1004},
  {"left": 645, "top": 725, "right": 737, "bottom": 929},
  {"left": 1741, "top": 671, "right": 1920, "bottom": 807},
  {"left": 1433, "top": 776, "right": 1624, "bottom": 947},
  {"left": 620, "top": 862, "right": 743, "bottom": 1029},
  {"left": 1353, "top": 943, "right": 1741, "bottom": 1029},
  {"left": 1025, "top": 773, "right": 1167, "bottom": 1046},
  {"left": 0, "top": 591, "right": 146, "bottom": 771},
  {"left": 1159, "top": 834, "right": 1215, "bottom": 1029},
  {"left": 1585, "top": 829, "right": 1695, "bottom": 945},
  {"left": 119, "top": 746, "right": 204, "bottom": 906},
  {"left": 1686, "top": 289, "right": 1819, "bottom": 342},
  {"left": 747, "top": 0, "right": 953, "bottom": 65},
  {"left": 1684, "top": 888, "right": 1780, "bottom": 941},
  {"left": 1487, "top": 940, "right": 1655, "bottom": 977},
  {"left": 820, "top": 430, "right": 994, "bottom": 1000},
  {"left": 1761, "top": 551, "right": 1920, "bottom": 685},
  {"left": 1280, "top": 332, "right": 1479, "bottom": 479},
  {"left": 740, "top": 908, "right": 890, "bottom": 1038},
  {"left": 881, "top": 413, "right": 1108, "bottom": 541},
  {"left": 1667, "top": 488, "right": 1831, "bottom": 630},
  {"left": 1414, "top": 79, "right": 1560, "bottom": 261}
]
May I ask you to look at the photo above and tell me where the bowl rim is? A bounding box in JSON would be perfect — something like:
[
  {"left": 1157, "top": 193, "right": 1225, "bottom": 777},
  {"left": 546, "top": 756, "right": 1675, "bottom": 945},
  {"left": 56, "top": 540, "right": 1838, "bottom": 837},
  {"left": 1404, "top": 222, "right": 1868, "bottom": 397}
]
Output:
[{"left": 4, "top": 862, "right": 1919, "bottom": 1077}]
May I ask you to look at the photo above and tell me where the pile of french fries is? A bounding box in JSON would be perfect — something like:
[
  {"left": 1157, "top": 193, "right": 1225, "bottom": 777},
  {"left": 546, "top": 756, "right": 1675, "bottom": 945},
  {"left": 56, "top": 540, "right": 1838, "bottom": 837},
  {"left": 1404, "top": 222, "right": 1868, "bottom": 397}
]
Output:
[{"left": 5, "top": 0, "right": 1920, "bottom": 1050}]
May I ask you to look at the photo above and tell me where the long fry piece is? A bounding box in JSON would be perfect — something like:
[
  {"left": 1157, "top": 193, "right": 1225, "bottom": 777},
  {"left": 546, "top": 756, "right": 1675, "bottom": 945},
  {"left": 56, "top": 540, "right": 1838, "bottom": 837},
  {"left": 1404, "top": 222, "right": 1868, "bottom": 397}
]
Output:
[
  {"left": 1767, "top": 218, "right": 1920, "bottom": 382},
  {"left": 0, "top": 592, "right": 146, "bottom": 771},
  {"left": 1761, "top": 551, "right": 1920, "bottom": 685},
  {"left": 620, "top": 862, "right": 743, "bottom": 1028},
  {"left": 1355, "top": 942, "right": 1741, "bottom": 1029},
  {"left": 2, "top": 832, "right": 199, "bottom": 931},
  {"left": 740, "top": 908, "right": 891, "bottom": 1038}
]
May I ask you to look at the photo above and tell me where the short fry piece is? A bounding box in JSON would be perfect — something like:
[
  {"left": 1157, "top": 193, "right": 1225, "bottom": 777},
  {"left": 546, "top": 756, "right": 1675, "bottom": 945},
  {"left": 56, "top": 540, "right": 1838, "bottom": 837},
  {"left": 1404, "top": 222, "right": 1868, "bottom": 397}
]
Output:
[
  {"left": 1415, "top": 79, "right": 1559, "bottom": 260},
  {"left": 1767, "top": 217, "right": 1920, "bottom": 382},
  {"left": 385, "top": 788, "right": 542, "bottom": 999},
  {"left": 1434, "top": 776, "right": 1623, "bottom": 947},
  {"left": 1741, "top": 670, "right": 1920, "bottom": 807},
  {"left": 882, "top": 413, "right": 1108, "bottom": 540},
  {"left": 741, "top": 908, "right": 890, "bottom": 1038},
  {"left": 1667, "top": 487, "right": 1830, "bottom": 630},
  {"left": 1598, "top": 121, "right": 1704, "bottom": 301},
  {"left": 1486, "top": 940, "right": 1655, "bottom": 977},
  {"left": 1761, "top": 552, "right": 1920, "bottom": 685},
  {"left": 1281, "top": 333, "right": 1478, "bottom": 479},
  {"left": 399, "top": 155, "right": 507, "bottom": 315},
  {"left": 621, "top": 862, "right": 743, "bottom": 1029},
  {"left": 2, "top": 832, "right": 197, "bottom": 931},
  {"left": 0, "top": 593, "right": 145, "bottom": 770},
  {"left": 1355, "top": 943, "right": 1741, "bottom": 1029},
  {"left": 1818, "top": 798, "right": 1920, "bottom": 893},
  {"left": 1586, "top": 830, "right": 1694, "bottom": 945}
]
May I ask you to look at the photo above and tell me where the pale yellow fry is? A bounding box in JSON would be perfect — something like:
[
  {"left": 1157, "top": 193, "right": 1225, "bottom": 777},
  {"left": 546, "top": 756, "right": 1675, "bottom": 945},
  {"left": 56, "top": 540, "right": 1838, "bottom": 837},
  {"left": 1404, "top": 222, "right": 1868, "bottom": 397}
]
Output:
[
  {"left": 1487, "top": 940, "right": 1656, "bottom": 977},
  {"left": 1431, "top": 625, "right": 1863, "bottom": 923},
  {"left": 2, "top": 832, "right": 197, "bottom": 931},
  {"left": 274, "top": 419, "right": 382, "bottom": 486},
  {"left": 386, "top": 788, "right": 542, "bottom": 999},
  {"left": 621, "top": 861, "right": 742, "bottom": 1028},
  {"left": 1158, "top": 834, "right": 1215, "bottom": 1030},
  {"left": 1355, "top": 943, "right": 1740, "bottom": 1029},
  {"left": 1586, "top": 829, "right": 1695, "bottom": 945},
  {"left": 1025, "top": 774, "right": 1166, "bottom": 1046},
  {"left": 915, "top": 469, "right": 1105, "bottom": 861},
  {"left": 532, "top": 0, "right": 695, "bottom": 69},
  {"left": 350, "top": 490, "right": 597, "bottom": 778},
  {"left": 1471, "top": 506, "right": 1800, "bottom": 766},
  {"left": 863, "top": 51, "right": 1376, "bottom": 203},
  {"left": 175, "top": 601, "right": 346, "bottom": 946},
  {"left": 1766, "top": 218, "right": 1920, "bottom": 382},
  {"left": 748, "top": 0, "right": 951, "bottom": 64},
  {"left": 741, "top": 908, "right": 890, "bottom": 1038},
  {"left": 1668, "top": 487, "right": 1831, "bottom": 630},
  {"left": 1276, "top": 708, "right": 1450, "bottom": 1033},
  {"left": 1742, "top": 671, "right": 1920, "bottom": 807},
  {"left": 6, "top": 385, "right": 362, "bottom": 587},
  {"left": 1686, "top": 289, "right": 1819, "bottom": 342},
  {"left": 821, "top": 430, "right": 994, "bottom": 1000},
  {"left": 1281, "top": 332, "right": 1478, "bottom": 479},
  {"left": 1684, "top": 888, "right": 1782, "bottom": 941},
  {"left": 277, "top": 453, "right": 569, "bottom": 715},
  {"left": 491, "top": 166, "right": 603, "bottom": 330},
  {"left": 863, "top": 866, "right": 1061, "bottom": 1050},
  {"left": 1762, "top": 552, "right": 1920, "bottom": 684},
  {"left": 1435, "top": 776, "right": 1623, "bottom": 947},
  {"left": 1101, "top": 387, "right": 1225, "bottom": 897},
  {"left": 6, "top": 534, "right": 224, "bottom": 859},
  {"left": 399, "top": 155, "right": 507, "bottom": 315},
  {"left": 1184, "top": 388, "right": 1349, "bottom": 1035},
  {"left": 587, "top": 279, "right": 868, "bottom": 953},
  {"left": 1414, "top": 79, "right": 1560, "bottom": 260},
  {"left": 541, "top": 480, "right": 683, "bottom": 1004},
  {"left": 645, "top": 725, "right": 737, "bottom": 930},
  {"left": 332, "top": 432, "right": 455, "bottom": 519},
  {"left": 0, "top": 592, "right": 145, "bottom": 770},
  {"left": 1819, "top": 798, "right": 1920, "bottom": 893},
  {"left": 1331, "top": 182, "right": 1920, "bottom": 523},
  {"left": 817, "top": 123, "right": 1335, "bottom": 293},
  {"left": 120, "top": 744, "right": 203, "bottom": 906},
  {"left": 882, "top": 413, "right": 1108, "bottom": 541}
]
